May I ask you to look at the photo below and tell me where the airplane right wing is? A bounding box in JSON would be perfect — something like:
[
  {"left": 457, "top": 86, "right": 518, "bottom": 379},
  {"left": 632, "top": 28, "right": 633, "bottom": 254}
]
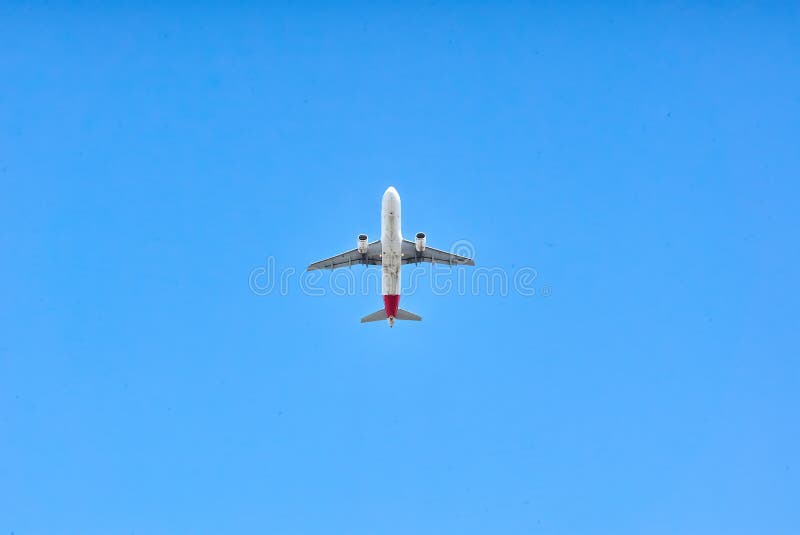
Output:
[
  {"left": 307, "top": 240, "right": 383, "bottom": 270},
  {"left": 401, "top": 240, "right": 475, "bottom": 266}
]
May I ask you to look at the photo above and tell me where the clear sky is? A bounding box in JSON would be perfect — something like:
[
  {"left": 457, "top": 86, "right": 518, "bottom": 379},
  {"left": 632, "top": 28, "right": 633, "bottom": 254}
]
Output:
[{"left": 1, "top": 3, "right": 798, "bottom": 534}]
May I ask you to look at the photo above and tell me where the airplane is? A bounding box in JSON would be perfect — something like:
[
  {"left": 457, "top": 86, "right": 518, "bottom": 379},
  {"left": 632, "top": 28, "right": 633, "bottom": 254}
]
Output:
[{"left": 307, "top": 186, "right": 475, "bottom": 327}]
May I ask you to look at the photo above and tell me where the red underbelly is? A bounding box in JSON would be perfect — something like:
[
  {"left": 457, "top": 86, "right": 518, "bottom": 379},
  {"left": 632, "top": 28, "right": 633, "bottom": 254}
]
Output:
[{"left": 383, "top": 294, "right": 400, "bottom": 318}]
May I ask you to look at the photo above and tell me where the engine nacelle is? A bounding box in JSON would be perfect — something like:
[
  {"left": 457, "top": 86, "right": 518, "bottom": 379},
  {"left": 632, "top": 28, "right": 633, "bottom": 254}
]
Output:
[
  {"left": 415, "top": 232, "right": 426, "bottom": 252},
  {"left": 357, "top": 234, "right": 369, "bottom": 254}
]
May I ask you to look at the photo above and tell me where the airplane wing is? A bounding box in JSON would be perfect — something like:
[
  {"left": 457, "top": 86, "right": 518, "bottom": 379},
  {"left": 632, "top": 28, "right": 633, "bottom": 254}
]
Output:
[
  {"left": 307, "top": 240, "right": 383, "bottom": 270},
  {"left": 401, "top": 240, "right": 475, "bottom": 266}
]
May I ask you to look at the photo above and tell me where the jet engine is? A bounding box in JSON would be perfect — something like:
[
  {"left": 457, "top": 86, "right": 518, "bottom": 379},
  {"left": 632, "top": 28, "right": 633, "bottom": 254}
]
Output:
[
  {"left": 415, "top": 232, "right": 426, "bottom": 252},
  {"left": 357, "top": 234, "right": 369, "bottom": 254}
]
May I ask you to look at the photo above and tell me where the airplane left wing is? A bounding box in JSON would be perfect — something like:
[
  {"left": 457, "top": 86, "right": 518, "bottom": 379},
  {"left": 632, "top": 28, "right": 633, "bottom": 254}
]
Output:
[
  {"left": 307, "top": 240, "right": 383, "bottom": 270},
  {"left": 401, "top": 240, "right": 475, "bottom": 266}
]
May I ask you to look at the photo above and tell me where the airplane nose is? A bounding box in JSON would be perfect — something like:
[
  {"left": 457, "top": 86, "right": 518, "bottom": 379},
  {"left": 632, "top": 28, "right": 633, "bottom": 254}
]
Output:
[{"left": 383, "top": 186, "right": 400, "bottom": 202}]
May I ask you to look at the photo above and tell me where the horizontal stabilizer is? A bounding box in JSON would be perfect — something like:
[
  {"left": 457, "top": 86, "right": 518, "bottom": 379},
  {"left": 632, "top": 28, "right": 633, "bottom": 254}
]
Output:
[
  {"left": 395, "top": 308, "right": 422, "bottom": 321},
  {"left": 360, "top": 308, "right": 422, "bottom": 323},
  {"left": 360, "top": 309, "right": 387, "bottom": 323}
]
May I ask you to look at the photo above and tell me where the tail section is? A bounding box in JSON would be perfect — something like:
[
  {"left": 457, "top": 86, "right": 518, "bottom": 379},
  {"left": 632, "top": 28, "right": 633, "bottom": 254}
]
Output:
[{"left": 360, "top": 307, "right": 422, "bottom": 326}]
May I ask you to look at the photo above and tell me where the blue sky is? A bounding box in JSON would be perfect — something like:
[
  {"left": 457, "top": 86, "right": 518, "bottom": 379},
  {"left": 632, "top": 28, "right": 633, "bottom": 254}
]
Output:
[{"left": 1, "top": 3, "right": 798, "bottom": 534}]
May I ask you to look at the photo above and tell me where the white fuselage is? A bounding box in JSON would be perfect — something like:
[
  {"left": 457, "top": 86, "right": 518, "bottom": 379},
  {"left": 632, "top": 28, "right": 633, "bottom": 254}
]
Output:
[{"left": 381, "top": 186, "right": 402, "bottom": 297}]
